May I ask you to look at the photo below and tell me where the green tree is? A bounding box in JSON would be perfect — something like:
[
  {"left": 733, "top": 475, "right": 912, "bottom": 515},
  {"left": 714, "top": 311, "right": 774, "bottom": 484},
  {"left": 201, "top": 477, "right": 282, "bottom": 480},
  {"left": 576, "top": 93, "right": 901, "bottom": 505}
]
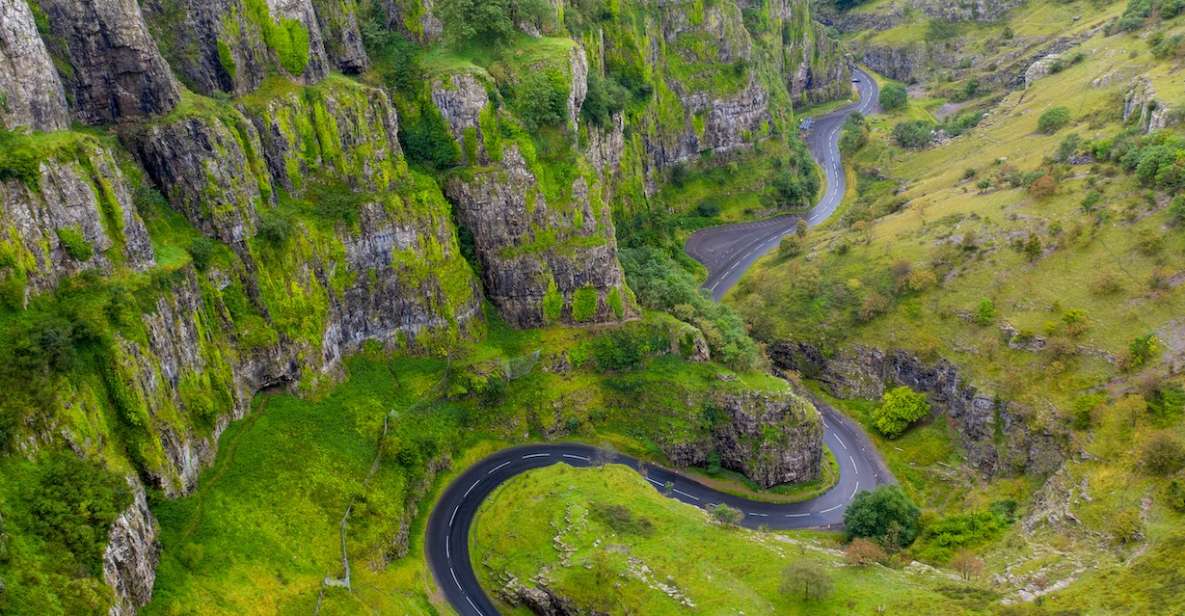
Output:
[
  {"left": 437, "top": 0, "right": 551, "bottom": 46},
  {"left": 873, "top": 386, "right": 930, "bottom": 438},
  {"left": 974, "top": 299, "right": 996, "bottom": 326},
  {"left": 892, "top": 120, "right": 934, "bottom": 149},
  {"left": 780, "top": 561, "right": 833, "bottom": 601},
  {"left": 1037, "top": 106, "right": 1071, "bottom": 134},
  {"left": 879, "top": 83, "right": 908, "bottom": 111},
  {"left": 1142, "top": 432, "right": 1185, "bottom": 476},
  {"left": 843, "top": 485, "right": 921, "bottom": 549}
]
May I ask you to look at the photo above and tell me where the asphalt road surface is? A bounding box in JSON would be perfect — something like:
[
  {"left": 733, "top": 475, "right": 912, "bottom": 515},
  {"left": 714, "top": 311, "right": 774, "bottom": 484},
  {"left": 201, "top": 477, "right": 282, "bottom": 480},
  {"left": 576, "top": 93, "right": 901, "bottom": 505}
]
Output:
[
  {"left": 686, "top": 66, "right": 879, "bottom": 300},
  {"left": 426, "top": 69, "right": 888, "bottom": 616},
  {"left": 426, "top": 397, "right": 893, "bottom": 616}
]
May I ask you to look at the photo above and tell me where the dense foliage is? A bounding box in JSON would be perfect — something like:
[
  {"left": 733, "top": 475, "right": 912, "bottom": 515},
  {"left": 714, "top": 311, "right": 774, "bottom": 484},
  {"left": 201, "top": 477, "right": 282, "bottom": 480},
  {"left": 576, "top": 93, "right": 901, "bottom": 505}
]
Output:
[
  {"left": 844, "top": 485, "right": 921, "bottom": 549},
  {"left": 892, "top": 120, "right": 934, "bottom": 149},
  {"left": 878, "top": 83, "right": 907, "bottom": 111},
  {"left": 873, "top": 386, "right": 931, "bottom": 438},
  {"left": 437, "top": 0, "right": 552, "bottom": 46}
]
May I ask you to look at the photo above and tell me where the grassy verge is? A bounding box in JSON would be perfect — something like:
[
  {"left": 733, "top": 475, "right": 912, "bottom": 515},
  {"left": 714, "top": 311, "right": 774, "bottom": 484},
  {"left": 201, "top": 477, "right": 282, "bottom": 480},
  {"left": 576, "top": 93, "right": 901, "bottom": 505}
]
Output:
[{"left": 681, "top": 446, "right": 840, "bottom": 504}]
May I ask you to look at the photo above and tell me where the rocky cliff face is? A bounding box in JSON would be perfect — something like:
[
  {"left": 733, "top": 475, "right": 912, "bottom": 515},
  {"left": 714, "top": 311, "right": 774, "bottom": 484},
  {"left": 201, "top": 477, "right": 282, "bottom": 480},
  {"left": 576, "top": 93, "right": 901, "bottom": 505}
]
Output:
[
  {"left": 667, "top": 387, "right": 823, "bottom": 488},
  {"left": 1124, "top": 76, "right": 1179, "bottom": 133},
  {"left": 0, "top": 134, "right": 155, "bottom": 298},
  {"left": 0, "top": 0, "right": 70, "bottom": 131},
  {"left": 445, "top": 145, "right": 632, "bottom": 327},
  {"left": 35, "top": 0, "right": 180, "bottom": 124},
  {"left": 103, "top": 479, "right": 160, "bottom": 616},
  {"left": 311, "top": 0, "right": 369, "bottom": 73},
  {"left": 770, "top": 342, "right": 1065, "bottom": 477}
]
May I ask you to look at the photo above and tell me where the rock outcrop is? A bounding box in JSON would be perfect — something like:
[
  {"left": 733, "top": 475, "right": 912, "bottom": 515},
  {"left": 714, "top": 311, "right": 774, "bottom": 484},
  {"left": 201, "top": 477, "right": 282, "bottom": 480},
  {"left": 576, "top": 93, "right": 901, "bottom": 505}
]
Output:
[
  {"left": 311, "top": 0, "right": 369, "bottom": 73},
  {"left": 102, "top": 479, "right": 161, "bottom": 616},
  {"left": 431, "top": 72, "right": 493, "bottom": 165},
  {"left": 667, "top": 387, "right": 824, "bottom": 488},
  {"left": 0, "top": 0, "right": 70, "bottom": 131},
  {"left": 770, "top": 342, "right": 1065, "bottom": 477},
  {"left": 36, "top": 0, "right": 180, "bottom": 124},
  {"left": 142, "top": 0, "right": 331, "bottom": 97},
  {"left": 1124, "top": 76, "right": 1179, "bottom": 133},
  {"left": 0, "top": 135, "right": 155, "bottom": 297},
  {"left": 125, "top": 103, "right": 272, "bottom": 245},
  {"left": 445, "top": 145, "right": 632, "bottom": 327}
]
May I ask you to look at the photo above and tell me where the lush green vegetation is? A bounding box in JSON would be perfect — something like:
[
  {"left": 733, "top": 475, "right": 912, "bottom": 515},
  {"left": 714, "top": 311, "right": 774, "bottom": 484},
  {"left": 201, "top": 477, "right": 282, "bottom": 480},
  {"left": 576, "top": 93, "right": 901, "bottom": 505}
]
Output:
[
  {"left": 470, "top": 464, "right": 986, "bottom": 615},
  {"left": 873, "top": 386, "right": 931, "bottom": 438}
]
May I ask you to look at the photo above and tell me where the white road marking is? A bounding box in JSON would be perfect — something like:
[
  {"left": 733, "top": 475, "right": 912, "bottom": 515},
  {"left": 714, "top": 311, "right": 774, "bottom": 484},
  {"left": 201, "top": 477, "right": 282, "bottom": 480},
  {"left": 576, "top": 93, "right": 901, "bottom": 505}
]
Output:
[
  {"left": 463, "top": 479, "right": 481, "bottom": 499},
  {"left": 646, "top": 477, "right": 664, "bottom": 487},
  {"left": 449, "top": 506, "right": 459, "bottom": 528},
  {"left": 849, "top": 455, "right": 857, "bottom": 469},
  {"left": 522, "top": 453, "right": 550, "bottom": 459},
  {"left": 785, "top": 512, "right": 811, "bottom": 518},
  {"left": 562, "top": 454, "right": 591, "bottom": 462},
  {"left": 466, "top": 595, "right": 484, "bottom": 615},
  {"left": 446, "top": 537, "right": 450, "bottom": 559},
  {"left": 488, "top": 461, "right": 512, "bottom": 474},
  {"left": 818, "top": 504, "right": 843, "bottom": 514},
  {"left": 673, "top": 489, "right": 700, "bottom": 501},
  {"left": 749, "top": 512, "right": 769, "bottom": 517},
  {"left": 836, "top": 435, "right": 847, "bottom": 450},
  {"left": 451, "top": 567, "right": 461, "bottom": 589},
  {"left": 850, "top": 481, "right": 860, "bottom": 501}
]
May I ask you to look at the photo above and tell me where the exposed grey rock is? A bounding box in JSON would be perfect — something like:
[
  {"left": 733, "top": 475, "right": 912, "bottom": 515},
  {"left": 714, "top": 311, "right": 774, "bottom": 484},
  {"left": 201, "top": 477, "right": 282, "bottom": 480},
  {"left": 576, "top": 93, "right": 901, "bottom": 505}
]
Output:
[
  {"left": 445, "top": 145, "right": 633, "bottom": 327},
  {"left": 142, "top": 0, "right": 330, "bottom": 97},
  {"left": 125, "top": 107, "right": 271, "bottom": 245},
  {"left": 499, "top": 577, "right": 598, "bottom": 616},
  {"left": 36, "top": 0, "right": 180, "bottom": 124},
  {"left": 0, "top": 138, "right": 155, "bottom": 295},
  {"left": 0, "top": 0, "right": 70, "bottom": 131},
  {"left": 781, "top": 5, "right": 852, "bottom": 105},
  {"left": 311, "top": 0, "right": 369, "bottom": 73},
  {"left": 378, "top": 0, "right": 442, "bottom": 43},
  {"left": 915, "top": 0, "right": 1024, "bottom": 22},
  {"left": 859, "top": 43, "right": 925, "bottom": 83},
  {"left": 1023, "top": 464, "right": 1087, "bottom": 533},
  {"left": 567, "top": 44, "right": 589, "bottom": 131},
  {"left": 667, "top": 387, "right": 824, "bottom": 488},
  {"left": 430, "top": 72, "right": 491, "bottom": 165},
  {"left": 1024, "top": 54, "right": 1061, "bottom": 88},
  {"left": 771, "top": 342, "right": 1066, "bottom": 477},
  {"left": 1124, "top": 76, "right": 1179, "bottom": 134},
  {"left": 102, "top": 478, "right": 160, "bottom": 616}
]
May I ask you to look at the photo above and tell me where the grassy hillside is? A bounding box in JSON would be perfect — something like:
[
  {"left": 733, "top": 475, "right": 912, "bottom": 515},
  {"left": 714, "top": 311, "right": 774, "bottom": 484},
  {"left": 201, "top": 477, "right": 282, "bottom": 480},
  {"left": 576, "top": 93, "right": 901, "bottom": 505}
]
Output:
[
  {"left": 470, "top": 463, "right": 989, "bottom": 615},
  {"left": 731, "top": 0, "right": 1185, "bottom": 610}
]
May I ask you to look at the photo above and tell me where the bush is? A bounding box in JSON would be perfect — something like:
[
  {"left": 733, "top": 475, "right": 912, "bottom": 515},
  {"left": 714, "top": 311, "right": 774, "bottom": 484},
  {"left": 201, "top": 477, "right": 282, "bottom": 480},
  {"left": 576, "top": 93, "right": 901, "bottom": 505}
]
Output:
[
  {"left": 839, "top": 113, "right": 869, "bottom": 154},
  {"left": 22, "top": 453, "right": 132, "bottom": 576},
  {"left": 188, "top": 237, "right": 215, "bottom": 271},
  {"left": 873, "top": 386, "right": 930, "bottom": 438},
  {"left": 778, "top": 235, "right": 804, "bottom": 258},
  {"left": 256, "top": 211, "right": 292, "bottom": 246},
  {"left": 1142, "top": 432, "right": 1185, "bottom": 476},
  {"left": 590, "top": 502, "right": 655, "bottom": 536},
  {"left": 515, "top": 68, "right": 571, "bottom": 131},
  {"left": 571, "top": 287, "right": 599, "bottom": 322},
  {"left": 437, "top": 0, "right": 551, "bottom": 46},
  {"left": 844, "top": 485, "right": 921, "bottom": 549},
  {"left": 844, "top": 538, "right": 888, "bottom": 565},
  {"left": 916, "top": 510, "right": 1009, "bottom": 561},
  {"left": 879, "top": 83, "right": 908, "bottom": 111},
  {"left": 781, "top": 561, "right": 833, "bottom": 601},
  {"left": 0, "top": 129, "right": 43, "bottom": 189},
  {"left": 587, "top": 327, "right": 659, "bottom": 372},
  {"left": 892, "top": 120, "right": 934, "bottom": 149},
  {"left": 55, "top": 227, "right": 93, "bottom": 262},
  {"left": 1037, "top": 107, "right": 1071, "bottom": 134},
  {"left": 709, "top": 503, "right": 743, "bottom": 526},
  {"left": 582, "top": 71, "right": 629, "bottom": 127},
  {"left": 974, "top": 299, "right": 996, "bottom": 326}
]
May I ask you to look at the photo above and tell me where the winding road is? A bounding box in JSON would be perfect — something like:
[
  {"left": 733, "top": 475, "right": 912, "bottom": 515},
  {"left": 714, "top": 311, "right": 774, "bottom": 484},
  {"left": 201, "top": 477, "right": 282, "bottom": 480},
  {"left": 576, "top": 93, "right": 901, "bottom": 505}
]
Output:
[
  {"left": 427, "top": 67, "right": 886, "bottom": 616},
  {"left": 686, "top": 66, "right": 879, "bottom": 300}
]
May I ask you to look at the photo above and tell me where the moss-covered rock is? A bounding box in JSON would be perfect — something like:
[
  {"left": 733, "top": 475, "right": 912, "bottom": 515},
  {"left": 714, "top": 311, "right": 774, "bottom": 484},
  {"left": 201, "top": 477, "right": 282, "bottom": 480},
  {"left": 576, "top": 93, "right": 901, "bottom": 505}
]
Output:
[{"left": 0, "top": 0, "right": 70, "bottom": 131}]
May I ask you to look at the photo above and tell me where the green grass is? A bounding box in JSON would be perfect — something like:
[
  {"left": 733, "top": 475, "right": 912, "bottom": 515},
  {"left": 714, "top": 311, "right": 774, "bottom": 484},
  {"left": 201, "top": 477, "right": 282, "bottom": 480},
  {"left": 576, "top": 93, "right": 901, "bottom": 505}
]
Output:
[{"left": 470, "top": 464, "right": 994, "bottom": 615}]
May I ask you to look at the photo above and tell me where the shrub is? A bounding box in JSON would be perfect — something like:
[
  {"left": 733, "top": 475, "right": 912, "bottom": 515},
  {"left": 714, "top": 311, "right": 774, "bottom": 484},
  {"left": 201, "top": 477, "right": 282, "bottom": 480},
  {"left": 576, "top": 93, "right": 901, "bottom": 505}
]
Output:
[
  {"left": 1167, "top": 479, "right": 1185, "bottom": 512},
  {"left": 586, "top": 327, "right": 658, "bottom": 372},
  {"left": 1124, "top": 334, "right": 1161, "bottom": 371},
  {"left": 844, "top": 538, "right": 888, "bottom": 565},
  {"left": 23, "top": 453, "right": 132, "bottom": 576},
  {"left": 709, "top": 503, "right": 744, "bottom": 526},
  {"left": 1109, "top": 509, "right": 1144, "bottom": 544},
  {"left": 873, "top": 386, "right": 930, "bottom": 438},
  {"left": 188, "top": 237, "right": 215, "bottom": 271},
  {"left": 879, "top": 83, "right": 908, "bottom": 111},
  {"left": 1037, "top": 107, "right": 1071, "bottom": 134},
  {"left": 571, "top": 287, "right": 599, "bottom": 322},
  {"left": 582, "top": 71, "right": 629, "bottom": 127},
  {"left": 256, "top": 211, "right": 292, "bottom": 246},
  {"left": 781, "top": 561, "right": 833, "bottom": 601},
  {"left": 55, "top": 227, "right": 93, "bottom": 262},
  {"left": 951, "top": 550, "right": 985, "bottom": 581},
  {"left": 917, "top": 510, "right": 1009, "bottom": 561},
  {"left": 0, "top": 129, "right": 43, "bottom": 188},
  {"left": 514, "top": 68, "right": 569, "bottom": 131},
  {"left": 844, "top": 485, "right": 921, "bottom": 549},
  {"left": 1142, "top": 433, "right": 1185, "bottom": 476},
  {"left": 779, "top": 235, "right": 804, "bottom": 258},
  {"left": 590, "top": 502, "right": 655, "bottom": 536},
  {"left": 839, "top": 113, "right": 869, "bottom": 153},
  {"left": 892, "top": 120, "right": 934, "bottom": 149},
  {"left": 974, "top": 299, "right": 996, "bottom": 326},
  {"left": 437, "top": 0, "right": 551, "bottom": 46}
]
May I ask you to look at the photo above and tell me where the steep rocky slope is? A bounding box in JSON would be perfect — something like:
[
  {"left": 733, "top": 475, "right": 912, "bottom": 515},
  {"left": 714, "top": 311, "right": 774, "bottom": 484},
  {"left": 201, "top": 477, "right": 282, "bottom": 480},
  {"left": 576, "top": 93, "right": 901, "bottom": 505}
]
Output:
[{"left": 0, "top": 0, "right": 849, "bottom": 612}]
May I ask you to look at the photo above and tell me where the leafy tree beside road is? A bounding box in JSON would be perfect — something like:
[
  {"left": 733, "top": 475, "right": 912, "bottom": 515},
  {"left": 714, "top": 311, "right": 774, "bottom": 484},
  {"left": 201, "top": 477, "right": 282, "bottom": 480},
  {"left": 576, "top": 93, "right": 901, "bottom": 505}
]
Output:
[
  {"left": 844, "top": 485, "right": 922, "bottom": 550},
  {"left": 873, "top": 386, "right": 931, "bottom": 438}
]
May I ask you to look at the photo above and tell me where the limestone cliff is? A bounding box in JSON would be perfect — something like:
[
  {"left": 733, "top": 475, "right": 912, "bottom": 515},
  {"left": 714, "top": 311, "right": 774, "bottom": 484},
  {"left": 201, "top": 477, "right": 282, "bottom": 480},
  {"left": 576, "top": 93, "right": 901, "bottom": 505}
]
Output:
[
  {"left": 0, "top": 0, "right": 70, "bottom": 131},
  {"left": 771, "top": 342, "right": 1066, "bottom": 477},
  {"left": 34, "top": 0, "right": 180, "bottom": 124},
  {"left": 666, "top": 387, "right": 823, "bottom": 488}
]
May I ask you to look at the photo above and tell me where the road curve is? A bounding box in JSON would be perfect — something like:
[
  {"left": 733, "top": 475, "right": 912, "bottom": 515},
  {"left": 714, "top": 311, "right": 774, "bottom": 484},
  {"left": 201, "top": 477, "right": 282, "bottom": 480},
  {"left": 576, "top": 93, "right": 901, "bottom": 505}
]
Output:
[
  {"left": 686, "top": 66, "right": 879, "bottom": 300},
  {"left": 427, "top": 70, "right": 888, "bottom": 616}
]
